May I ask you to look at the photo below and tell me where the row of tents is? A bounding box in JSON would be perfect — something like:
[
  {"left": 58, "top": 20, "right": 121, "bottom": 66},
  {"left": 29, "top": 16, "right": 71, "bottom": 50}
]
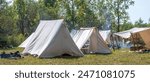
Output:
[
  {"left": 19, "top": 19, "right": 111, "bottom": 58},
  {"left": 19, "top": 19, "right": 150, "bottom": 58}
]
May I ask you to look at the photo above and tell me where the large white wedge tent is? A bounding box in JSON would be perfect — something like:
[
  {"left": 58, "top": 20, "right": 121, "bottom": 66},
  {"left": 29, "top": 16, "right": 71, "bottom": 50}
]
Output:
[
  {"left": 19, "top": 33, "right": 34, "bottom": 48},
  {"left": 72, "top": 27, "right": 111, "bottom": 54},
  {"left": 20, "top": 19, "right": 83, "bottom": 58}
]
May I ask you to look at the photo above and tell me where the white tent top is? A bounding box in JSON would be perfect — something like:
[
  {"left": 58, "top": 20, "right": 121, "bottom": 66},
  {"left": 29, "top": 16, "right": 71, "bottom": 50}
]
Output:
[
  {"left": 72, "top": 27, "right": 111, "bottom": 54},
  {"left": 20, "top": 19, "right": 83, "bottom": 58},
  {"left": 114, "top": 27, "right": 150, "bottom": 39}
]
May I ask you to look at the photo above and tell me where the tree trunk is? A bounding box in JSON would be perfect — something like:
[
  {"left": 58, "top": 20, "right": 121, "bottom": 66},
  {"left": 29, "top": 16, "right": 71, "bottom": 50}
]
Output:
[
  {"left": 21, "top": 22, "right": 25, "bottom": 35},
  {"left": 117, "top": 13, "right": 120, "bottom": 32},
  {"left": 117, "top": 1, "right": 120, "bottom": 32},
  {"left": 71, "top": 0, "right": 75, "bottom": 28}
]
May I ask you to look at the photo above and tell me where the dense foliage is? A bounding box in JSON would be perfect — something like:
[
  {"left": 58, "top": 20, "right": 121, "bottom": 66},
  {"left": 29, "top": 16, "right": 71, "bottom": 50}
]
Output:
[{"left": 0, "top": 0, "right": 150, "bottom": 47}]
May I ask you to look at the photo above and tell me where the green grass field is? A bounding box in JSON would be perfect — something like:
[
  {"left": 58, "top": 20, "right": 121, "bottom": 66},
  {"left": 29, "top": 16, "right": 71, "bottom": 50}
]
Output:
[{"left": 0, "top": 48, "right": 150, "bottom": 65}]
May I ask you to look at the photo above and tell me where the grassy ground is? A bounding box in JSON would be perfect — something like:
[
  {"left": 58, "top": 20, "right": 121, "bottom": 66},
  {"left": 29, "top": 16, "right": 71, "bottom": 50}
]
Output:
[{"left": 0, "top": 48, "right": 150, "bottom": 65}]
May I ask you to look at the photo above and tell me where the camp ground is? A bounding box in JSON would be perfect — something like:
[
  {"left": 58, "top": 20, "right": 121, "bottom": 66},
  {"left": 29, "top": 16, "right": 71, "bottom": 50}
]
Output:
[
  {"left": 1, "top": 26, "right": 150, "bottom": 64},
  {"left": 2, "top": 24, "right": 150, "bottom": 57},
  {"left": 0, "top": 0, "right": 150, "bottom": 65}
]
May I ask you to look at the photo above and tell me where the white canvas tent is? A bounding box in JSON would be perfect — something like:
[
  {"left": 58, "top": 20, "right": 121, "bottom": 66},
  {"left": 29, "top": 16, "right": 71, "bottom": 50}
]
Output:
[
  {"left": 72, "top": 27, "right": 111, "bottom": 54},
  {"left": 114, "top": 27, "right": 150, "bottom": 48},
  {"left": 99, "top": 30, "right": 111, "bottom": 44},
  {"left": 19, "top": 19, "right": 83, "bottom": 58},
  {"left": 114, "top": 27, "right": 150, "bottom": 39}
]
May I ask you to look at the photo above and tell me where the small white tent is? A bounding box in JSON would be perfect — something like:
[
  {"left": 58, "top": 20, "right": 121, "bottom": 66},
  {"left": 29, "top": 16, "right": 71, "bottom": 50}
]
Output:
[
  {"left": 72, "top": 27, "right": 111, "bottom": 54},
  {"left": 99, "top": 30, "right": 111, "bottom": 44},
  {"left": 19, "top": 19, "right": 83, "bottom": 58}
]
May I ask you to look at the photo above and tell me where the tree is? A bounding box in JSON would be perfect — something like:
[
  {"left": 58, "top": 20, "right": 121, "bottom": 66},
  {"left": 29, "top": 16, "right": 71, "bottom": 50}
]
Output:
[
  {"left": 113, "top": 0, "right": 134, "bottom": 32},
  {"left": 148, "top": 18, "right": 150, "bottom": 24},
  {"left": 59, "top": 0, "right": 99, "bottom": 30},
  {"left": 134, "top": 18, "right": 148, "bottom": 27},
  {"left": 0, "top": 0, "right": 20, "bottom": 47},
  {"left": 59, "top": 0, "right": 76, "bottom": 29},
  {"left": 14, "top": 0, "right": 26, "bottom": 35},
  {"left": 93, "top": 0, "right": 113, "bottom": 30},
  {"left": 24, "top": 0, "right": 39, "bottom": 34},
  {"left": 44, "top": 0, "right": 56, "bottom": 7},
  {"left": 0, "top": 0, "right": 15, "bottom": 36},
  {"left": 121, "top": 22, "right": 133, "bottom": 31},
  {"left": 0, "top": 0, "right": 7, "bottom": 33},
  {"left": 75, "top": 0, "right": 98, "bottom": 27},
  {"left": 0, "top": 0, "right": 137, "bottom": 47},
  {"left": 88, "top": 0, "right": 134, "bottom": 31},
  {"left": 148, "top": 18, "right": 150, "bottom": 27},
  {"left": 14, "top": 0, "right": 39, "bottom": 36},
  {"left": 38, "top": 0, "right": 60, "bottom": 20}
]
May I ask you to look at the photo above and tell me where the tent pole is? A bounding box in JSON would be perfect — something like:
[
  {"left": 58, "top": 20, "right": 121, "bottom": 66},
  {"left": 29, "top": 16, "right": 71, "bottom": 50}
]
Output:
[
  {"left": 110, "top": 33, "right": 115, "bottom": 51},
  {"left": 131, "top": 33, "right": 136, "bottom": 51},
  {"left": 115, "top": 36, "right": 120, "bottom": 49}
]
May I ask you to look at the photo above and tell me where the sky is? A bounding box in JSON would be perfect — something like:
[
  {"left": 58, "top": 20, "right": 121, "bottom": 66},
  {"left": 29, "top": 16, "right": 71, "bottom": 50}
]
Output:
[{"left": 128, "top": 0, "right": 150, "bottom": 23}]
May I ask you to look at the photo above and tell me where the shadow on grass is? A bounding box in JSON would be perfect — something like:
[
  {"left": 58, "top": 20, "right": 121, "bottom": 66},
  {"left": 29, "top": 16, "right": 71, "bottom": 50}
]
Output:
[
  {"left": 85, "top": 53, "right": 111, "bottom": 56},
  {"left": 19, "top": 52, "right": 112, "bottom": 60},
  {"left": 39, "top": 53, "right": 112, "bottom": 59},
  {"left": 54, "top": 56, "right": 81, "bottom": 59},
  {"left": 39, "top": 54, "right": 82, "bottom": 59}
]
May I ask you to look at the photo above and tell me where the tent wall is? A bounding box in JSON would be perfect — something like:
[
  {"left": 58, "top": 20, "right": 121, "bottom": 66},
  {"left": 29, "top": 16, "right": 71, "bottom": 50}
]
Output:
[
  {"left": 139, "top": 29, "right": 150, "bottom": 49},
  {"left": 72, "top": 28, "right": 93, "bottom": 49},
  {"left": 23, "top": 20, "right": 58, "bottom": 54},
  {"left": 22, "top": 21, "right": 50, "bottom": 53},
  {"left": 70, "top": 29, "right": 78, "bottom": 37},
  {"left": 90, "top": 28, "right": 111, "bottom": 53},
  {"left": 39, "top": 24, "right": 84, "bottom": 58},
  {"left": 99, "top": 30, "right": 111, "bottom": 44},
  {"left": 19, "top": 33, "right": 34, "bottom": 48}
]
